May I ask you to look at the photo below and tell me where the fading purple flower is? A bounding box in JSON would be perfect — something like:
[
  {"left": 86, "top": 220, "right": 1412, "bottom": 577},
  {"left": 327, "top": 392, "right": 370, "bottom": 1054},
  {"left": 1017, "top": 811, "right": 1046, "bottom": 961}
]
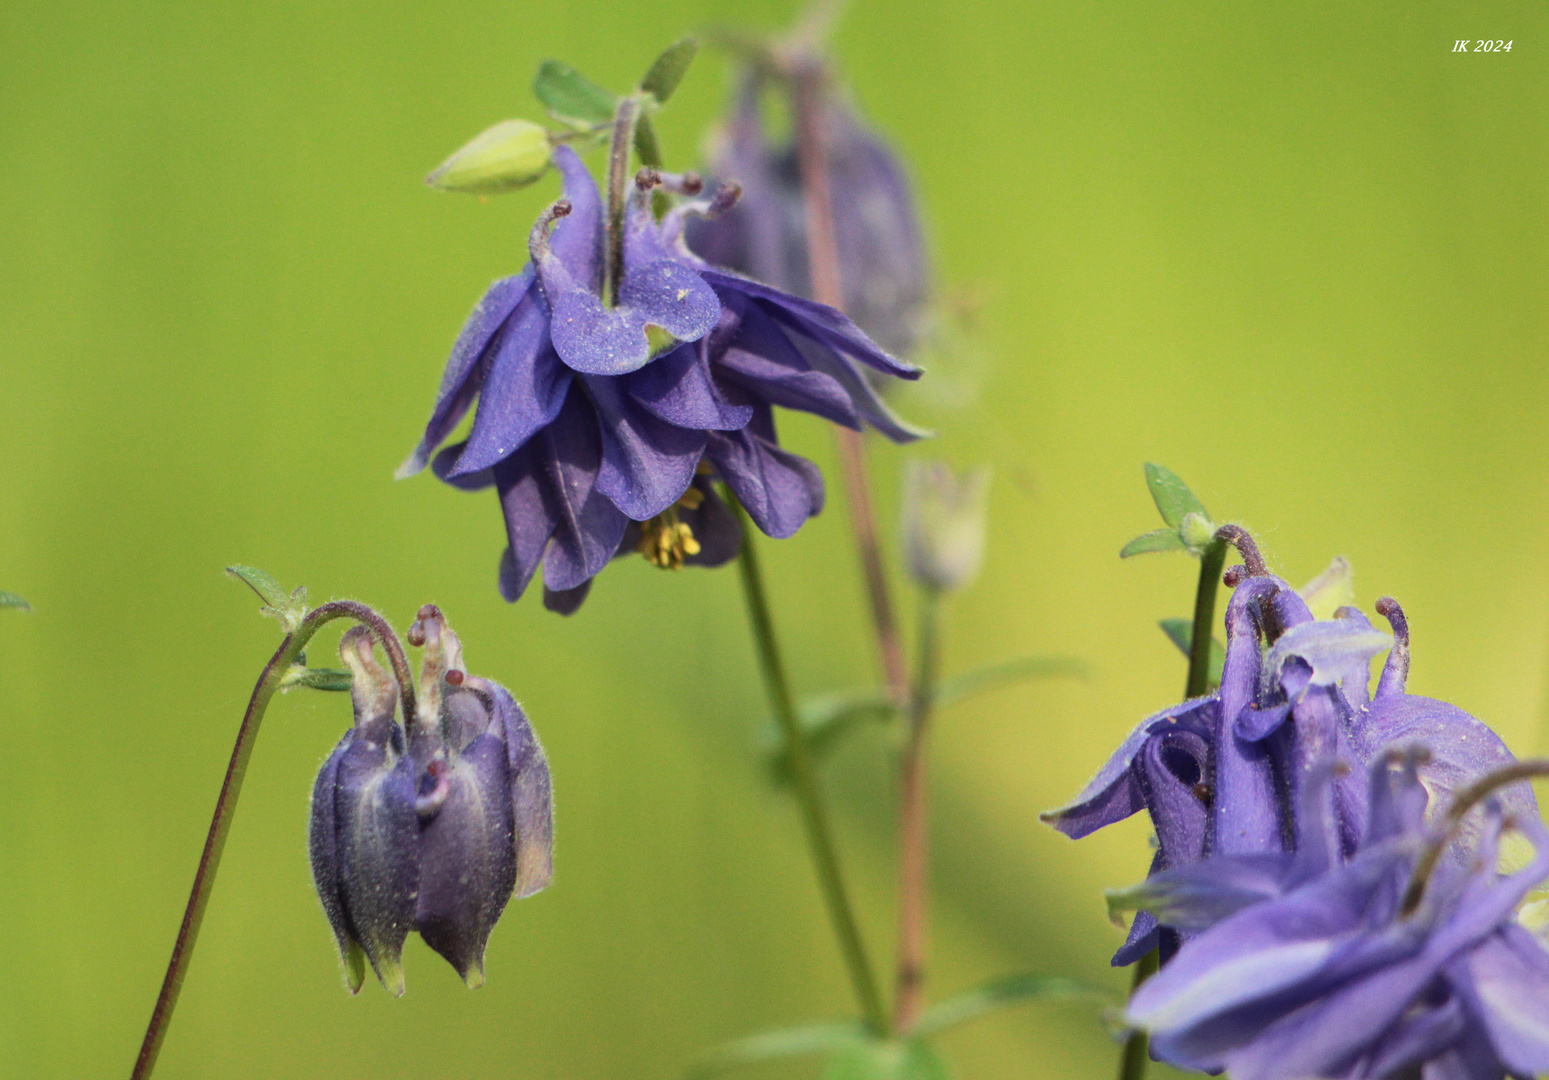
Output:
[
  {"left": 1125, "top": 751, "right": 1549, "bottom": 1080},
  {"left": 400, "top": 145, "right": 922, "bottom": 612},
  {"left": 308, "top": 609, "right": 552, "bottom": 993},
  {"left": 687, "top": 74, "right": 931, "bottom": 360}
]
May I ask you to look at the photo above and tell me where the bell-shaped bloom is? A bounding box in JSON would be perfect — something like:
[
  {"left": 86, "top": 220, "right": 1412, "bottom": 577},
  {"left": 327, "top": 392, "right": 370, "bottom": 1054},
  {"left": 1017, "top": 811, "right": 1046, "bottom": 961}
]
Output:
[
  {"left": 687, "top": 75, "right": 931, "bottom": 359},
  {"left": 1125, "top": 751, "right": 1549, "bottom": 1080},
  {"left": 407, "top": 605, "right": 553, "bottom": 987},
  {"left": 1044, "top": 567, "right": 1530, "bottom": 970},
  {"left": 309, "top": 626, "right": 419, "bottom": 994},
  {"left": 308, "top": 610, "right": 553, "bottom": 993},
  {"left": 400, "top": 145, "right": 923, "bottom": 612},
  {"left": 901, "top": 460, "right": 991, "bottom": 593}
]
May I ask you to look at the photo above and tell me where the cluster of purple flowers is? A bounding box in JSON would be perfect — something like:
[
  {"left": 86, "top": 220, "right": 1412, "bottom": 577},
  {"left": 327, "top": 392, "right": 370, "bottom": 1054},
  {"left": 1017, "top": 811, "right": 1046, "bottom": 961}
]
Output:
[
  {"left": 1045, "top": 564, "right": 1549, "bottom": 1079},
  {"left": 400, "top": 146, "right": 922, "bottom": 613}
]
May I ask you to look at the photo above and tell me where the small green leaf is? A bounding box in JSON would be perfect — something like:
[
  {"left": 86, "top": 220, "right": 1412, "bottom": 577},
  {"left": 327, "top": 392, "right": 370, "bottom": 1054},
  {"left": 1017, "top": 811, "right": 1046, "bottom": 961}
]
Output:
[
  {"left": 1158, "top": 619, "right": 1226, "bottom": 688},
  {"left": 533, "top": 60, "right": 617, "bottom": 126},
  {"left": 634, "top": 113, "right": 664, "bottom": 169},
  {"left": 226, "top": 564, "right": 307, "bottom": 633},
  {"left": 1143, "top": 463, "right": 1209, "bottom": 530},
  {"left": 687, "top": 1021, "right": 866, "bottom": 1078},
  {"left": 0, "top": 590, "right": 30, "bottom": 611},
  {"left": 639, "top": 37, "right": 698, "bottom": 103},
  {"left": 281, "top": 666, "right": 354, "bottom": 693},
  {"left": 914, "top": 973, "right": 1113, "bottom": 1036},
  {"left": 934, "top": 656, "right": 1090, "bottom": 710},
  {"left": 765, "top": 689, "right": 899, "bottom": 779},
  {"left": 1120, "top": 529, "right": 1188, "bottom": 558},
  {"left": 822, "top": 1039, "right": 952, "bottom": 1080}
]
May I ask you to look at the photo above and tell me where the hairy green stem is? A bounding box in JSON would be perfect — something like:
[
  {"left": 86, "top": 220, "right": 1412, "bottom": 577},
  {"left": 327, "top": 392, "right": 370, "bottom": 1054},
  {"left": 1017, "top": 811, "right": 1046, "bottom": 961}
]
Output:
[
  {"left": 730, "top": 497, "right": 888, "bottom": 1033},
  {"left": 1117, "top": 541, "right": 1226, "bottom": 1080},
  {"left": 130, "top": 601, "right": 413, "bottom": 1080},
  {"left": 894, "top": 589, "right": 941, "bottom": 1032},
  {"left": 604, "top": 96, "right": 641, "bottom": 306}
]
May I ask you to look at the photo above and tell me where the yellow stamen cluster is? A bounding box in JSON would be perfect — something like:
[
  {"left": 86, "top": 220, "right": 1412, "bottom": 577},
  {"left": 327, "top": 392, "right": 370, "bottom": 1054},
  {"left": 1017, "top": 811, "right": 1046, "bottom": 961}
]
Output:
[{"left": 637, "top": 501, "right": 702, "bottom": 570}]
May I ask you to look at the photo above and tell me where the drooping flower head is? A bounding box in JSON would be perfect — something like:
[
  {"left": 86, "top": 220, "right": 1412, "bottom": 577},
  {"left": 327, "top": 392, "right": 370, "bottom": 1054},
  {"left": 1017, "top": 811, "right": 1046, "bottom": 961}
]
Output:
[
  {"left": 308, "top": 610, "right": 552, "bottom": 993},
  {"left": 687, "top": 72, "right": 931, "bottom": 360},
  {"left": 1044, "top": 539, "right": 1532, "bottom": 967},
  {"left": 400, "top": 146, "right": 923, "bottom": 612}
]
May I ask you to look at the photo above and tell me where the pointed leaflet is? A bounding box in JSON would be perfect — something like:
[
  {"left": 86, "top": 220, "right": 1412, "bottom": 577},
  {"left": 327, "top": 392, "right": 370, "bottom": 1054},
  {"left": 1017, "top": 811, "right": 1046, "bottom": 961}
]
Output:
[
  {"left": 1121, "top": 529, "right": 1188, "bottom": 558},
  {"left": 533, "top": 60, "right": 616, "bottom": 126},
  {"left": 1144, "top": 463, "right": 1209, "bottom": 529},
  {"left": 639, "top": 37, "right": 697, "bottom": 103}
]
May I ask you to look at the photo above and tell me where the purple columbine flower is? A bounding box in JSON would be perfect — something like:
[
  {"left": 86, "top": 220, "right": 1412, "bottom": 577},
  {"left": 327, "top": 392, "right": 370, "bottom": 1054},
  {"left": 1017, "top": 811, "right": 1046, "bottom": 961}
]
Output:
[
  {"left": 400, "top": 145, "right": 922, "bottom": 612},
  {"left": 1044, "top": 565, "right": 1531, "bottom": 969},
  {"left": 687, "top": 75, "right": 931, "bottom": 360},
  {"left": 308, "top": 609, "right": 552, "bottom": 993},
  {"left": 1123, "top": 749, "right": 1549, "bottom": 1080}
]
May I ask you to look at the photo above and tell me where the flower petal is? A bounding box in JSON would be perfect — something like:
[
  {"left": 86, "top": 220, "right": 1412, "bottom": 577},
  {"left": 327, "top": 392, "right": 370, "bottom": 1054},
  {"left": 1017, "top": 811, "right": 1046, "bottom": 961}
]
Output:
[
  {"left": 454, "top": 300, "right": 572, "bottom": 475},
  {"left": 628, "top": 340, "right": 752, "bottom": 431},
  {"left": 706, "top": 412, "right": 823, "bottom": 539},
  {"left": 585, "top": 374, "right": 707, "bottom": 520},
  {"left": 618, "top": 259, "right": 720, "bottom": 341},
  {"left": 398, "top": 271, "right": 533, "bottom": 478}
]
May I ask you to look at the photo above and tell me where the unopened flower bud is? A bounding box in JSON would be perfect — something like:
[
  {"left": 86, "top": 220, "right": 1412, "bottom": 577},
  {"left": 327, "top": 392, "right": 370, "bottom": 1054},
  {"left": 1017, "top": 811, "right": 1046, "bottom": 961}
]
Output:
[
  {"left": 309, "top": 626, "right": 418, "bottom": 995},
  {"left": 901, "top": 461, "right": 991, "bottom": 592},
  {"left": 405, "top": 605, "right": 553, "bottom": 987},
  {"left": 426, "top": 119, "right": 553, "bottom": 195}
]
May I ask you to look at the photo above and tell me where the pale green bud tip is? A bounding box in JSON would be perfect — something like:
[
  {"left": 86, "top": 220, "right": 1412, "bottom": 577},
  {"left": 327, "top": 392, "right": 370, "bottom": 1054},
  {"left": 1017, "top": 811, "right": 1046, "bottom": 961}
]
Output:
[
  {"left": 427, "top": 119, "right": 553, "bottom": 194},
  {"left": 901, "top": 461, "right": 992, "bottom": 592},
  {"left": 1179, "top": 511, "right": 1218, "bottom": 553}
]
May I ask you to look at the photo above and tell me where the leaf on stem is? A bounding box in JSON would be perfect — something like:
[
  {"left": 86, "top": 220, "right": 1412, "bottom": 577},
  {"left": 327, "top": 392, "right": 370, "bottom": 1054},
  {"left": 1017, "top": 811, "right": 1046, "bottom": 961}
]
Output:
[
  {"left": 634, "top": 113, "right": 664, "bottom": 169},
  {"left": 226, "top": 564, "right": 308, "bottom": 633},
  {"left": 534, "top": 60, "right": 617, "bottom": 126},
  {"left": 933, "top": 655, "right": 1091, "bottom": 710},
  {"left": 279, "top": 665, "right": 354, "bottom": 693},
  {"left": 1157, "top": 619, "right": 1225, "bottom": 689},
  {"left": 765, "top": 689, "right": 899, "bottom": 778},
  {"left": 1143, "top": 463, "right": 1209, "bottom": 530},
  {"left": 686, "top": 1020, "right": 867, "bottom": 1078},
  {"left": 822, "top": 1039, "right": 952, "bottom": 1080},
  {"left": 1119, "top": 529, "right": 1187, "bottom": 559},
  {"left": 639, "top": 37, "right": 698, "bottom": 103},
  {"left": 913, "top": 973, "right": 1113, "bottom": 1037},
  {"left": 0, "top": 590, "right": 30, "bottom": 611}
]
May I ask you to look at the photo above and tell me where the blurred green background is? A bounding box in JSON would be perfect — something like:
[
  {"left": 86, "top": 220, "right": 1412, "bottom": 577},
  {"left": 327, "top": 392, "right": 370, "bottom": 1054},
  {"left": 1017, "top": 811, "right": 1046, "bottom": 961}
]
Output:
[{"left": 2, "top": 0, "right": 1546, "bottom": 1076}]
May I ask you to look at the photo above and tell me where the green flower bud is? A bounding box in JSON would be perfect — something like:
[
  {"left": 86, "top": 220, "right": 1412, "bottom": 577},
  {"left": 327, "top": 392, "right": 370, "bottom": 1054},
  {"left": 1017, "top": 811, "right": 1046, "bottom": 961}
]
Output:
[
  {"left": 901, "top": 461, "right": 991, "bottom": 593},
  {"left": 426, "top": 119, "right": 553, "bottom": 195}
]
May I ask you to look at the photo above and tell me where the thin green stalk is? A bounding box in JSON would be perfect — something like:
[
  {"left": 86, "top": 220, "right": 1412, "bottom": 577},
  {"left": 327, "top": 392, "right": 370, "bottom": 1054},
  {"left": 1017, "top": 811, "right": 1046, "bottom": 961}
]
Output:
[
  {"left": 894, "top": 589, "right": 941, "bottom": 1032},
  {"left": 603, "top": 96, "right": 641, "bottom": 306},
  {"left": 730, "top": 496, "right": 888, "bottom": 1034},
  {"left": 131, "top": 601, "right": 413, "bottom": 1080},
  {"left": 1117, "top": 536, "right": 1226, "bottom": 1080}
]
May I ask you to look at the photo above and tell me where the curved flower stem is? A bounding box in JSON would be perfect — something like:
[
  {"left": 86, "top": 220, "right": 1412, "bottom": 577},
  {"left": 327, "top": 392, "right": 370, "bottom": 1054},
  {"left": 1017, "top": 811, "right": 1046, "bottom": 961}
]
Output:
[
  {"left": 1116, "top": 540, "right": 1227, "bottom": 1080},
  {"left": 604, "top": 95, "right": 641, "bottom": 307},
  {"left": 789, "top": 56, "right": 910, "bottom": 709},
  {"left": 894, "top": 588, "right": 941, "bottom": 1032},
  {"left": 130, "top": 600, "right": 413, "bottom": 1080},
  {"left": 729, "top": 496, "right": 888, "bottom": 1034}
]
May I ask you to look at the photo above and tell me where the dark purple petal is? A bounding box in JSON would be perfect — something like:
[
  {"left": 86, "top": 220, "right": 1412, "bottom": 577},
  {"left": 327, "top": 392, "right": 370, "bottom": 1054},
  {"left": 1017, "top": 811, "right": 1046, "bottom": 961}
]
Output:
[
  {"left": 1041, "top": 698, "right": 1215, "bottom": 840},
  {"left": 627, "top": 341, "right": 752, "bottom": 431},
  {"left": 585, "top": 374, "right": 707, "bottom": 520},
  {"left": 493, "top": 440, "right": 557, "bottom": 604},
  {"left": 1119, "top": 854, "right": 1298, "bottom": 935},
  {"left": 308, "top": 732, "right": 352, "bottom": 970},
  {"left": 543, "top": 580, "right": 591, "bottom": 615},
  {"left": 1135, "top": 727, "right": 1211, "bottom": 869},
  {"left": 1112, "top": 910, "right": 1162, "bottom": 967},
  {"left": 489, "top": 686, "right": 553, "bottom": 898},
  {"left": 454, "top": 299, "right": 571, "bottom": 475},
  {"left": 699, "top": 268, "right": 920, "bottom": 379},
  {"left": 415, "top": 733, "right": 516, "bottom": 987},
  {"left": 712, "top": 294, "right": 861, "bottom": 429},
  {"left": 1361, "top": 993, "right": 1467, "bottom": 1080},
  {"left": 682, "top": 482, "right": 743, "bottom": 567},
  {"left": 1215, "top": 578, "right": 1289, "bottom": 856},
  {"left": 533, "top": 387, "right": 630, "bottom": 591},
  {"left": 432, "top": 442, "right": 493, "bottom": 491},
  {"left": 399, "top": 271, "right": 533, "bottom": 478},
  {"left": 706, "top": 415, "right": 823, "bottom": 539},
  {"left": 549, "top": 289, "right": 656, "bottom": 375},
  {"left": 549, "top": 146, "right": 603, "bottom": 291},
  {"left": 333, "top": 733, "right": 419, "bottom": 990}
]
